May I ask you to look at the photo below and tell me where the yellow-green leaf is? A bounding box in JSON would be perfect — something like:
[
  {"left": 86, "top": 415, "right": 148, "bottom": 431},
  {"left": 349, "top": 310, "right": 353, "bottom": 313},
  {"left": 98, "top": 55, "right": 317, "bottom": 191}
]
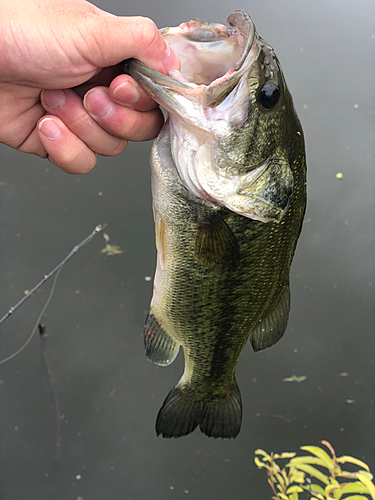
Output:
[
  {"left": 309, "top": 483, "right": 326, "bottom": 496},
  {"left": 277, "top": 494, "right": 289, "bottom": 500},
  {"left": 289, "top": 470, "right": 305, "bottom": 483},
  {"left": 329, "top": 478, "right": 340, "bottom": 487},
  {"left": 342, "top": 496, "right": 370, "bottom": 500},
  {"left": 337, "top": 456, "right": 370, "bottom": 472},
  {"left": 327, "top": 485, "right": 342, "bottom": 499},
  {"left": 282, "top": 469, "right": 289, "bottom": 484},
  {"left": 289, "top": 456, "right": 329, "bottom": 467},
  {"left": 274, "top": 453, "right": 296, "bottom": 459},
  {"left": 340, "top": 482, "right": 372, "bottom": 495},
  {"left": 254, "top": 457, "right": 270, "bottom": 469},
  {"left": 357, "top": 471, "right": 374, "bottom": 481},
  {"left": 357, "top": 473, "right": 375, "bottom": 500},
  {"left": 276, "top": 473, "right": 285, "bottom": 486},
  {"left": 286, "top": 486, "right": 304, "bottom": 494},
  {"left": 288, "top": 464, "right": 330, "bottom": 485},
  {"left": 300, "top": 446, "right": 334, "bottom": 470},
  {"left": 255, "top": 449, "right": 270, "bottom": 458}
]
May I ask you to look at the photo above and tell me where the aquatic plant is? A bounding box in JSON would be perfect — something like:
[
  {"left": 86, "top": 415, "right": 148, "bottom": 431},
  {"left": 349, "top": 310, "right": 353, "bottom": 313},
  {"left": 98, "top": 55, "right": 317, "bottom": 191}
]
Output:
[{"left": 255, "top": 440, "right": 375, "bottom": 500}]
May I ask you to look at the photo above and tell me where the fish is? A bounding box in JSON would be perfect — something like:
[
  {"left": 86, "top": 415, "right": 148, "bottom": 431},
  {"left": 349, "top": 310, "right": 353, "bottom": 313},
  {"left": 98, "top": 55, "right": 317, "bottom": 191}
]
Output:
[{"left": 125, "top": 10, "right": 306, "bottom": 439}]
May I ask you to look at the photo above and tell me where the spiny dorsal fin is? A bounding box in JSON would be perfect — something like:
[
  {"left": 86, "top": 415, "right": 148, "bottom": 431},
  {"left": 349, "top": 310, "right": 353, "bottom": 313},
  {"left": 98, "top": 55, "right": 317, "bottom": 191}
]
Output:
[
  {"left": 194, "top": 217, "right": 240, "bottom": 270},
  {"left": 144, "top": 313, "right": 180, "bottom": 366},
  {"left": 250, "top": 285, "right": 290, "bottom": 352}
]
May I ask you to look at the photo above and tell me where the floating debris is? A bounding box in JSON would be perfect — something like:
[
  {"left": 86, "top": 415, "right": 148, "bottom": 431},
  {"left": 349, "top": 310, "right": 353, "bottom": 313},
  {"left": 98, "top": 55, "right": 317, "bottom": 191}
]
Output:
[
  {"left": 283, "top": 375, "right": 307, "bottom": 383},
  {"left": 100, "top": 233, "right": 123, "bottom": 256},
  {"left": 336, "top": 172, "right": 343, "bottom": 179}
]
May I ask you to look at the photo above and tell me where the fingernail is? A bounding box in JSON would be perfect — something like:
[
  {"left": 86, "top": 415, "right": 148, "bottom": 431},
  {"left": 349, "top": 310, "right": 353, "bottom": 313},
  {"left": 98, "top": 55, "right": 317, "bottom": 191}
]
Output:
[
  {"left": 113, "top": 82, "right": 140, "bottom": 105},
  {"left": 39, "top": 118, "right": 61, "bottom": 140},
  {"left": 164, "top": 45, "right": 180, "bottom": 72},
  {"left": 84, "top": 88, "right": 114, "bottom": 119},
  {"left": 42, "top": 89, "right": 66, "bottom": 109}
]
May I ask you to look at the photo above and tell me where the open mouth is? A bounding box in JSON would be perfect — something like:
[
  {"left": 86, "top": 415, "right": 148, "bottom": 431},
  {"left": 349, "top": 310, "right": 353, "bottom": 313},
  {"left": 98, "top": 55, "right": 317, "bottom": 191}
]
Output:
[{"left": 124, "top": 11, "right": 257, "bottom": 107}]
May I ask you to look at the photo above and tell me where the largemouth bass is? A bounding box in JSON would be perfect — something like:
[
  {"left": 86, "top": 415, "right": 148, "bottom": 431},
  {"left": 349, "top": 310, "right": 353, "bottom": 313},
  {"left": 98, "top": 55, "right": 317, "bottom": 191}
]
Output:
[{"left": 125, "top": 10, "right": 306, "bottom": 439}]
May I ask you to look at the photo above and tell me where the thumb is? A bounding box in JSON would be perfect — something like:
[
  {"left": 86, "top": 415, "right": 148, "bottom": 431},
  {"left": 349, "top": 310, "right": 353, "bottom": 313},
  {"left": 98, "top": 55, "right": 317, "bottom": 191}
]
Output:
[{"left": 79, "top": 13, "right": 180, "bottom": 75}]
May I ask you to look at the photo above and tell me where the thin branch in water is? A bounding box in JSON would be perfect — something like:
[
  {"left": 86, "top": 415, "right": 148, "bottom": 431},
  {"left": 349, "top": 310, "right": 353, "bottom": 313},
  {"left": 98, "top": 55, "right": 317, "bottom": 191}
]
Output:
[
  {"left": 0, "top": 224, "right": 107, "bottom": 365},
  {"left": 0, "top": 267, "right": 62, "bottom": 365},
  {"left": 0, "top": 224, "right": 107, "bottom": 326}
]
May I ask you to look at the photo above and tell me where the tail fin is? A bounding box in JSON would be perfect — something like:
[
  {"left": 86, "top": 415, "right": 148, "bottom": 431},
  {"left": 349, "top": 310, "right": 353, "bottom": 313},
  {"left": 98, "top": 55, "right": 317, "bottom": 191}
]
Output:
[{"left": 156, "top": 380, "right": 242, "bottom": 439}]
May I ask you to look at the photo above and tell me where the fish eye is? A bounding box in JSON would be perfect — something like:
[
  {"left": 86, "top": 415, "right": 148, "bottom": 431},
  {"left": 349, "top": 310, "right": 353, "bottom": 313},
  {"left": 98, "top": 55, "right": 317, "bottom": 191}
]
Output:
[{"left": 258, "top": 81, "right": 280, "bottom": 109}]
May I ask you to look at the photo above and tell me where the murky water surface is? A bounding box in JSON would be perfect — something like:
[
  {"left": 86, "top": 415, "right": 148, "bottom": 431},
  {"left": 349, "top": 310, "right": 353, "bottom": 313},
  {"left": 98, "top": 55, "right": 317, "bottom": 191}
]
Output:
[{"left": 0, "top": 1, "right": 374, "bottom": 498}]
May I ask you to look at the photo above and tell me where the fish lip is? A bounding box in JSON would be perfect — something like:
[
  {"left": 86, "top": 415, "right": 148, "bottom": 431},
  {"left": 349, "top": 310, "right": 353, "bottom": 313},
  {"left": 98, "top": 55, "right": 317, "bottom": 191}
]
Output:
[{"left": 123, "top": 10, "right": 256, "bottom": 108}]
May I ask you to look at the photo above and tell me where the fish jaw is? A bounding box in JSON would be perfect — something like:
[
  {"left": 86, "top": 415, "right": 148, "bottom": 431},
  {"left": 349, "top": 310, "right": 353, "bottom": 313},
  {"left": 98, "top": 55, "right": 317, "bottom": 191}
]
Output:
[{"left": 124, "top": 11, "right": 296, "bottom": 223}]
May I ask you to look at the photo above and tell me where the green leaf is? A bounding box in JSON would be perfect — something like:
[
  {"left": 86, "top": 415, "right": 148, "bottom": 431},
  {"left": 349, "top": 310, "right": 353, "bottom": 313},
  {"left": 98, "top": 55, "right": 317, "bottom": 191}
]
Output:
[
  {"left": 337, "top": 456, "right": 370, "bottom": 472},
  {"left": 287, "top": 464, "right": 330, "bottom": 485},
  {"left": 357, "top": 473, "right": 375, "bottom": 500},
  {"left": 300, "top": 446, "right": 334, "bottom": 470},
  {"left": 340, "top": 482, "right": 372, "bottom": 495}
]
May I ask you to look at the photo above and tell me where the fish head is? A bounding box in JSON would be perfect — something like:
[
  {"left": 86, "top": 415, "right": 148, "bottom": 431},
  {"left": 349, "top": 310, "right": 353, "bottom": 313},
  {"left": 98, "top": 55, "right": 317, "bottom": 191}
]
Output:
[{"left": 124, "top": 11, "right": 304, "bottom": 223}]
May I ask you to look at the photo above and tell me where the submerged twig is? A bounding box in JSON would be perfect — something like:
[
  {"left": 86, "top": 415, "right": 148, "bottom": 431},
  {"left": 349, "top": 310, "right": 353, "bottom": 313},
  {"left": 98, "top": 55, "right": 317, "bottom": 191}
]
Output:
[
  {"left": 40, "top": 329, "right": 62, "bottom": 464},
  {"left": 0, "top": 224, "right": 106, "bottom": 326}
]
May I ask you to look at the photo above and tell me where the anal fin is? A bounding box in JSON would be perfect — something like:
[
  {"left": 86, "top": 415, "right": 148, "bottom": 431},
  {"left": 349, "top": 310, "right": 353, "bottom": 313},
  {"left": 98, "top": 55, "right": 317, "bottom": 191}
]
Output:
[
  {"left": 144, "top": 313, "right": 180, "bottom": 366},
  {"left": 250, "top": 285, "right": 291, "bottom": 352}
]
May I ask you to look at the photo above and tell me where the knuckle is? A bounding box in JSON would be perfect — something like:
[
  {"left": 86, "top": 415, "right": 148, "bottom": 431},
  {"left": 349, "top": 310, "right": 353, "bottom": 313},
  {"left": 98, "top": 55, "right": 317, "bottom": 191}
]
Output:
[
  {"left": 105, "top": 138, "right": 127, "bottom": 157},
  {"left": 139, "top": 17, "right": 161, "bottom": 53},
  {"left": 50, "top": 150, "right": 97, "bottom": 174}
]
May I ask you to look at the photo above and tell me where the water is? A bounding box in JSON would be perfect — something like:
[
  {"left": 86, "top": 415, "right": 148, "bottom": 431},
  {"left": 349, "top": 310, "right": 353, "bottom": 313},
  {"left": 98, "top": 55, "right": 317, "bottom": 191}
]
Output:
[{"left": 0, "top": 1, "right": 374, "bottom": 498}]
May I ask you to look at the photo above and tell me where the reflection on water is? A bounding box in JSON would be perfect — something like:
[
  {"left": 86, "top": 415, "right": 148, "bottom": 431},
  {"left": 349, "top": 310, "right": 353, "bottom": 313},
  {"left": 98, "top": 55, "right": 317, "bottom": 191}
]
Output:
[{"left": 0, "top": 1, "right": 374, "bottom": 499}]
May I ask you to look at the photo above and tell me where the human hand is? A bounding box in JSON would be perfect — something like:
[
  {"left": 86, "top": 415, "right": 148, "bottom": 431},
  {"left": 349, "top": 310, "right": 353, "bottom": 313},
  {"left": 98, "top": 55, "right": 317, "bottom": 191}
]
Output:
[{"left": 0, "top": 0, "right": 179, "bottom": 173}]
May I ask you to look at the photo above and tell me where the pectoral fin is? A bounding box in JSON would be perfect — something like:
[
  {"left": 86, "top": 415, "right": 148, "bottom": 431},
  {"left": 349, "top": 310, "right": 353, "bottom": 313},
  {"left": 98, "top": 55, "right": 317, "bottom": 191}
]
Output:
[
  {"left": 153, "top": 208, "right": 167, "bottom": 270},
  {"left": 144, "top": 313, "right": 180, "bottom": 366},
  {"left": 194, "top": 217, "right": 240, "bottom": 270},
  {"left": 249, "top": 285, "right": 290, "bottom": 351}
]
